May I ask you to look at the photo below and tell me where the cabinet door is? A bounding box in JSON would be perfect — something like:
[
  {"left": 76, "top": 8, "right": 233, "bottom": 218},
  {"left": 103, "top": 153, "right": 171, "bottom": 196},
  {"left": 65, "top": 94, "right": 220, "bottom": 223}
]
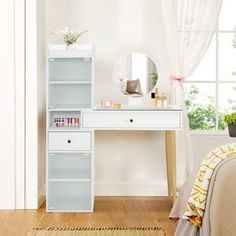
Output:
[
  {"left": 49, "top": 58, "right": 92, "bottom": 81},
  {"left": 48, "top": 84, "right": 91, "bottom": 109},
  {"left": 48, "top": 153, "right": 91, "bottom": 180},
  {"left": 47, "top": 181, "right": 92, "bottom": 211}
]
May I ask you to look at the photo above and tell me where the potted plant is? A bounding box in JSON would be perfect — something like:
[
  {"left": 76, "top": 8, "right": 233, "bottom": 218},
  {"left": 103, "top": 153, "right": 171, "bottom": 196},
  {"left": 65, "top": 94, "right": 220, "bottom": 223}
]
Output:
[
  {"left": 224, "top": 112, "right": 236, "bottom": 137},
  {"left": 52, "top": 26, "right": 87, "bottom": 47}
]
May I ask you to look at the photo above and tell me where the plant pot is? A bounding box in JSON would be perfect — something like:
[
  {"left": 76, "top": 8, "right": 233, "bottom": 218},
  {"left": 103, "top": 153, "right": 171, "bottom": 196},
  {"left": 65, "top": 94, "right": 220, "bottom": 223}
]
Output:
[
  {"left": 66, "top": 44, "right": 77, "bottom": 50},
  {"left": 228, "top": 125, "right": 236, "bottom": 137}
]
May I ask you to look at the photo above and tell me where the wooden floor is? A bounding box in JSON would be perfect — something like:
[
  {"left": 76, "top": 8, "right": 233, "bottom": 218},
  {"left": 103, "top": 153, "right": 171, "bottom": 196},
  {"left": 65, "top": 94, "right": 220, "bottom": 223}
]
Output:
[{"left": 0, "top": 197, "right": 177, "bottom": 236}]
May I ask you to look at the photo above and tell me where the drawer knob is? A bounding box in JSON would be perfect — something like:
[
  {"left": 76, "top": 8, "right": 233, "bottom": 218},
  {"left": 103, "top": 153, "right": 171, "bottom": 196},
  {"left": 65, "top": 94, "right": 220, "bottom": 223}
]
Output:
[
  {"left": 67, "top": 140, "right": 71, "bottom": 144},
  {"left": 130, "top": 119, "right": 134, "bottom": 123}
]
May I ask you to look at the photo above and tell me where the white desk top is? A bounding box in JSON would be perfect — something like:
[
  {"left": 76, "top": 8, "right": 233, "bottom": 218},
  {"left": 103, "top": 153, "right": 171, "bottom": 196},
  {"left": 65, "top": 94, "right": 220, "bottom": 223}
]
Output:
[{"left": 94, "top": 104, "right": 182, "bottom": 111}]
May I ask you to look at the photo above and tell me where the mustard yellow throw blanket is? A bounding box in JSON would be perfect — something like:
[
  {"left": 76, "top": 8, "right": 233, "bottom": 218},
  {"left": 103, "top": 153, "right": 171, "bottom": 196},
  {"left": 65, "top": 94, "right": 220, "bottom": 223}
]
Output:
[{"left": 183, "top": 143, "right": 236, "bottom": 227}]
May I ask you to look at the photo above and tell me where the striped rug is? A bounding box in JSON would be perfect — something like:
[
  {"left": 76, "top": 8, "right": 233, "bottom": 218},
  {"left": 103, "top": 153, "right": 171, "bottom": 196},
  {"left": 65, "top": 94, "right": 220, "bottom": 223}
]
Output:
[{"left": 27, "top": 227, "right": 166, "bottom": 236}]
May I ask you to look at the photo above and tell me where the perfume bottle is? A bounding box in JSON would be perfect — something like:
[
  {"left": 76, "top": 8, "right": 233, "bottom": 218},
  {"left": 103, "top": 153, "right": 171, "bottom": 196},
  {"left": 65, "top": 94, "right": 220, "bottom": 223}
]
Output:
[
  {"left": 76, "top": 118, "right": 80, "bottom": 126},
  {"left": 64, "top": 118, "right": 68, "bottom": 127},
  {"left": 155, "top": 88, "right": 159, "bottom": 107},
  {"left": 151, "top": 92, "right": 156, "bottom": 107},
  {"left": 72, "top": 118, "right": 76, "bottom": 127},
  {"left": 162, "top": 93, "right": 168, "bottom": 108}
]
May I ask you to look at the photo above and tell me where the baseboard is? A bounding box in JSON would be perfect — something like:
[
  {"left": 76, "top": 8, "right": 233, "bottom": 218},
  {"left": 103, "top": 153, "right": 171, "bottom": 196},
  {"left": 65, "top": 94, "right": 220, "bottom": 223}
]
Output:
[
  {"left": 95, "top": 182, "right": 168, "bottom": 196},
  {"left": 38, "top": 182, "right": 168, "bottom": 208},
  {"left": 38, "top": 183, "right": 46, "bottom": 208}
]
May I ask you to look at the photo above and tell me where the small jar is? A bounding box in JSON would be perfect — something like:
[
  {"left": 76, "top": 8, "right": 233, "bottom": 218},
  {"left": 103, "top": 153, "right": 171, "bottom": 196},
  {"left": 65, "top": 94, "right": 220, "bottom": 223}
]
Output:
[{"left": 101, "top": 100, "right": 112, "bottom": 108}]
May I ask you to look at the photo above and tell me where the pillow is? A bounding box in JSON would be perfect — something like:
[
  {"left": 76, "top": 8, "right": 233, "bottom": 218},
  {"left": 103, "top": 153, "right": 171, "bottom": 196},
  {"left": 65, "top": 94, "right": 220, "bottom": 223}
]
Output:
[{"left": 126, "top": 79, "right": 140, "bottom": 94}]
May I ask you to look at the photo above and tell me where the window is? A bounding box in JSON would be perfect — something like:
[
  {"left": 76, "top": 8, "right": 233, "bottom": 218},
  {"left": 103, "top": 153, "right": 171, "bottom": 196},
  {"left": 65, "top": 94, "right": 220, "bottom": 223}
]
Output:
[{"left": 184, "top": 0, "right": 236, "bottom": 131}]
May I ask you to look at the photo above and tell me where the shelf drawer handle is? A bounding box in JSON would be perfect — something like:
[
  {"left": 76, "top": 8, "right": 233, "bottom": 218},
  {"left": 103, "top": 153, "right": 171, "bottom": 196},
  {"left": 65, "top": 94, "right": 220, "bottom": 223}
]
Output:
[
  {"left": 67, "top": 140, "right": 71, "bottom": 144},
  {"left": 130, "top": 119, "right": 134, "bottom": 123}
]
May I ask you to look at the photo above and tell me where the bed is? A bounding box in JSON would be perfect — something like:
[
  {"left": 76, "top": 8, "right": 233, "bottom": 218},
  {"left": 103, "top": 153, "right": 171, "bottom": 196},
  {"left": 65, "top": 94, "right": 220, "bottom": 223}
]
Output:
[{"left": 171, "top": 155, "right": 236, "bottom": 236}]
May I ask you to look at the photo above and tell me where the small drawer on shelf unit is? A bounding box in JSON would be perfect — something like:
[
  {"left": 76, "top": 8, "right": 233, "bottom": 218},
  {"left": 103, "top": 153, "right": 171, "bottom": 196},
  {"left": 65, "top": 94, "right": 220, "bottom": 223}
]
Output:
[
  {"left": 49, "top": 111, "right": 81, "bottom": 130},
  {"left": 48, "top": 132, "right": 91, "bottom": 151},
  {"left": 47, "top": 181, "right": 92, "bottom": 211},
  {"left": 48, "top": 152, "right": 92, "bottom": 181}
]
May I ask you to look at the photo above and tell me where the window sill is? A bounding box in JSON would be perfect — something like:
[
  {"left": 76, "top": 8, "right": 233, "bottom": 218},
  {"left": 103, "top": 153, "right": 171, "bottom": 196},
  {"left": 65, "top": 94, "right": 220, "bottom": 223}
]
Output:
[{"left": 190, "top": 130, "right": 229, "bottom": 136}]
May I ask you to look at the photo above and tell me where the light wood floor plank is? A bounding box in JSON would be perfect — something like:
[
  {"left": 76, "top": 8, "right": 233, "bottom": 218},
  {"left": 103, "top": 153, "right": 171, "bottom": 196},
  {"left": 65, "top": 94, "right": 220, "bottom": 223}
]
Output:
[{"left": 0, "top": 197, "right": 177, "bottom": 236}]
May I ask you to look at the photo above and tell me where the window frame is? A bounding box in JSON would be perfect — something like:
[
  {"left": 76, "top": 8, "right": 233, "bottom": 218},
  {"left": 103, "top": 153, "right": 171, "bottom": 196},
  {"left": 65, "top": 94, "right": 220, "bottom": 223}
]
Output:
[{"left": 184, "top": 24, "right": 236, "bottom": 135}]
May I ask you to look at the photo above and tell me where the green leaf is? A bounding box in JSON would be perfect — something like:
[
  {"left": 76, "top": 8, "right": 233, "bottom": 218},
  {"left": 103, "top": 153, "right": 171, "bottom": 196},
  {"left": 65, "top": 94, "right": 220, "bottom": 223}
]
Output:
[{"left": 224, "top": 112, "right": 236, "bottom": 126}]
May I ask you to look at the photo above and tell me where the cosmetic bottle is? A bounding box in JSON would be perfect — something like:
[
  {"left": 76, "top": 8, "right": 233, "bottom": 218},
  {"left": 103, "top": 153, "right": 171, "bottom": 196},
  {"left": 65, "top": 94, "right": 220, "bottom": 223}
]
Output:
[
  {"left": 162, "top": 93, "right": 168, "bottom": 108},
  {"left": 76, "top": 118, "right": 80, "bottom": 126},
  {"left": 155, "top": 88, "right": 159, "bottom": 107},
  {"left": 53, "top": 118, "right": 57, "bottom": 127},
  {"left": 64, "top": 118, "right": 68, "bottom": 127},
  {"left": 151, "top": 92, "right": 156, "bottom": 107}
]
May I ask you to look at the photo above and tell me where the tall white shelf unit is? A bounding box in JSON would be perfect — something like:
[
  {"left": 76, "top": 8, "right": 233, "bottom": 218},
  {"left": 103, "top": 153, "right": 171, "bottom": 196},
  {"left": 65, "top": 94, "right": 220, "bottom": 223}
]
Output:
[{"left": 46, "top": 44, "right": 95, "bottom": 212}]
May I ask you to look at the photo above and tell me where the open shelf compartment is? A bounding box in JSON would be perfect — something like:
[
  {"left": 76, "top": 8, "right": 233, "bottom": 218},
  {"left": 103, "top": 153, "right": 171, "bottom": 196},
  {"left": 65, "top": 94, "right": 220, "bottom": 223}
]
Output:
[{"left": 48, "top": 111, "right": 81, "bottom": 130}]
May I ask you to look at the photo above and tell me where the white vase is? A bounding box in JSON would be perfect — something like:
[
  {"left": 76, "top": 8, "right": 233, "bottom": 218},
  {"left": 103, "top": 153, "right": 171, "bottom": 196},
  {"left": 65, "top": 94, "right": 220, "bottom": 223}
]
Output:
[{"left": 66, "top": 43, "right": 77, "bottom": 50}]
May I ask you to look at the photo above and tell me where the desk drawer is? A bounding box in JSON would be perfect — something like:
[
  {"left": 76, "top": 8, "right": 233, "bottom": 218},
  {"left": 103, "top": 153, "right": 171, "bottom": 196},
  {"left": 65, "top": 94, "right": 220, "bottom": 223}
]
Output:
[
  {"left": 49, "top": 132, "right": 91, "bottom": 151},
  {"left": 82, "top": 111, "right": 182, "bottom": 130}
]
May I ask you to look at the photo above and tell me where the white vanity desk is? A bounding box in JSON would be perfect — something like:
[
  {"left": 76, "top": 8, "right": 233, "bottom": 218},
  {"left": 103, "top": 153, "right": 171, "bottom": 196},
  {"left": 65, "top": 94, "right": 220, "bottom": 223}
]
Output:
[
  {"left": 46, "top": 45, "right": 182, "bottom": 212},
  {"left": 82, "top": 105, "right": 182, "bottom": 203}
]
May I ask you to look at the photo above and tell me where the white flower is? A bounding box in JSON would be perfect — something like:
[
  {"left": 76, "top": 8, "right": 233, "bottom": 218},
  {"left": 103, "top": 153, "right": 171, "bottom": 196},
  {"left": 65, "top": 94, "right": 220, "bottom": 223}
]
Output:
[
  {"left": 51, "top": 26, "right": 87, "bottom": 46},
  {"left": 52, "top": 26, "right": 70, "bottom": 35}
]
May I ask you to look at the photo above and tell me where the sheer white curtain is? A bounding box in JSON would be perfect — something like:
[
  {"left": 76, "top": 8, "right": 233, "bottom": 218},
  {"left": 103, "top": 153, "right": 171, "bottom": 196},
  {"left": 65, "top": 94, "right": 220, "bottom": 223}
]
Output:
[{"left": 161, "top": 0, "right": 222, "bottom": 188}]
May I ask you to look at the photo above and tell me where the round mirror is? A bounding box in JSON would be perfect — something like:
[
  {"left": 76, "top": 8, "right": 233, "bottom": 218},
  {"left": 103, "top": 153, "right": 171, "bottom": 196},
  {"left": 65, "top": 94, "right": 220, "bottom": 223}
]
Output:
[{"left": 113, "top": 52, "right": 158, "bottom": 97}]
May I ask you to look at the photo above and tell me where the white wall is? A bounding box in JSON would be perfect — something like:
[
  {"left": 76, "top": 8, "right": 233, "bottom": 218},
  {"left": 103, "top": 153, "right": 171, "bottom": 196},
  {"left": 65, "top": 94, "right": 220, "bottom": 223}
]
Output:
[
  {"left": 45, "top": 0, "right": 233, "bottom": 196},
  {"left": 192, "top": 134, "right": 235, "bottom": 167}
]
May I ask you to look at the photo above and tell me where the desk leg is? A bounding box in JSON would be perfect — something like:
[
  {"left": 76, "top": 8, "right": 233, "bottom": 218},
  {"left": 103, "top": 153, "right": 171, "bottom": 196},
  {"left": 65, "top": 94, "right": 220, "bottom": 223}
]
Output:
[
  {"left": 165, "top": 131, "right": 172, "bottom": 198},
  {"left": 165, "top": 130, "right": 176, "bottom": 203}
]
